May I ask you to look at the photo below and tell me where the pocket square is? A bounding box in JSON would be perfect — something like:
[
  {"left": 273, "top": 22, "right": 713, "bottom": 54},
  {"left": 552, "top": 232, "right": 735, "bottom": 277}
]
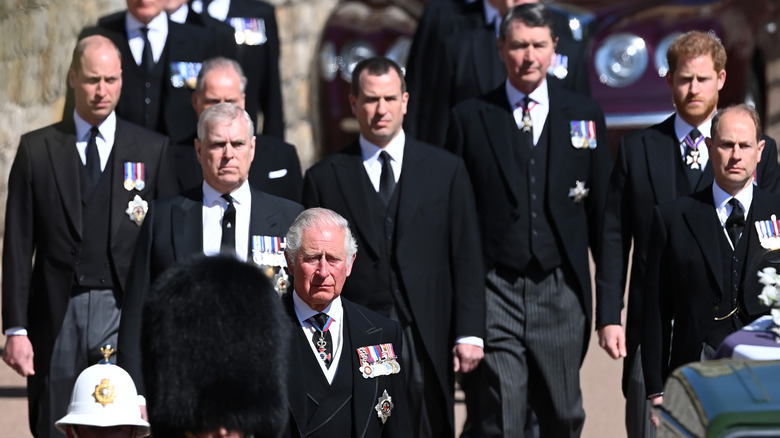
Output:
[{"left": 268, "top": 169, "right": 288, "bottom": 179}]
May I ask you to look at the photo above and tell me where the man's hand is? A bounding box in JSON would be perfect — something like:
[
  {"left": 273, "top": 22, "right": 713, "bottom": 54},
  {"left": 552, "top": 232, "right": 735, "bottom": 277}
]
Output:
[
  {"left": 453, "top": 344, "right": 484, "bottom": 373},
  {"left": 598, "top": 324, "right": 627, "bottom": 359},
  {"left": 3, "top": 335, "right": 35, "bottom": 377},
  {"left": 649, "top": 395, "right": 663, "bottom": 429}
]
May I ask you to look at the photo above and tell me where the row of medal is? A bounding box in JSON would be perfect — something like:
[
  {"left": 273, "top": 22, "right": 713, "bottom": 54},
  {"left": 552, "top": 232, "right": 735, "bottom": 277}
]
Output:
[
  {"left": 570, "top": 120, "right": 598, "bottom": 149},
  {"left": 357, "top": 343, "right": 400, "bottom": 379},
  {"left": 252, "top": 236, "right": 289, "bottom": 296},
  {"left": 756, "top": 215, "right": 780, "bottom": 249}
]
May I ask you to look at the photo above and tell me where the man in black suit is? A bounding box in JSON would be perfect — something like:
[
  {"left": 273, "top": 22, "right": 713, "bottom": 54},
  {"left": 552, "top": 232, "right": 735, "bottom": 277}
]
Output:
[
  {"left": 1, "top": 35, "right": 177, "bottom": 438},
  {"left": 79, "top": 0, "right": 236, "bottom": 146},
  {"left": 191, "top": 0, "right": 285, "bottom": 139},
  {"left": 641, "top": 104, "right": 780, "bottom": 428},
  {"left": 117, "top": 102, "right": 302, "bottom": 394},
  {"left": 303, "top": 57, "right": 485, "bottom": 437},
  {"left": 281, "top": 207, "right": 411, "bottom": 437},
  {"left": 408, "top": 0, "right": 590, "bottom": 147},
  {"left": 175, "top": 57, "right": 302, "bottom": 201},
  {"left": 446, "top": 4, "right": 611, "bottom": 436},
  {"left": 595, "top": 31, "right": 780, "bottom": 438}
]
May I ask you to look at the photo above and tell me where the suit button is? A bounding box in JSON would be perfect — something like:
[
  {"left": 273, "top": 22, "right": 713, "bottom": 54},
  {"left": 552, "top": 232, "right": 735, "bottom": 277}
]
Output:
[
  {"left": 105, "top": 263, "right": 110, "bottom": 267},
  {"left": 531, "top": 211, "right": 537, "bottom": 219},
  {"left": 532, "top": 229, "right": 538, "bottom": 236},
  {"left": 530, "top": 176, "right": 536, "bottom": 183},
  {"left": 145, "top": 82, "right": 151, "bottom": 88},
  {"left": 531, "top": 194, "right": 537, "bottom": 201},
  {"left": 100, "top": 278, "right": 106, "bottom": 284},
  {"left": 530, "top": 159, "right": 536, "bottom": 165},
  {"left": 732, "top": 298, "right": 738, "bottom": 306},
  {"left": 732, "top": 256, "right": 738, "bottom": 262},
  {"left": 144, "top": 98, "right": 151, "bottom": 104},
  {"left": 78, "top": 275, "right": 85, "bottom": 282}
]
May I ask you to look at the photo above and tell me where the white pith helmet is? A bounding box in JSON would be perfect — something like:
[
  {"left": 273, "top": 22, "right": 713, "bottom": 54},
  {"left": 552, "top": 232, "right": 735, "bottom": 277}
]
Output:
[{"left": 55, "top": 346, "right": 150, "bottom": 436}]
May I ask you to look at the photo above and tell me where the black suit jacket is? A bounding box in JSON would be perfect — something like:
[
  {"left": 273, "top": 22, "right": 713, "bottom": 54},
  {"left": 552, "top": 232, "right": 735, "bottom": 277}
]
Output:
[
  {"left": 408, "top": 7, "right": 590, "bottom": 147},
  {"left": 447, "top": 82, "right": 612, "bottom": 349},
  {"left": 117, "top": 185, "right": 303, "bottom": 393},
  {"left": 173, "top": 134, "right": 302, "bottom": 202},
  {"left": 203, "top": 0, "right": 284, "bottom": 138},
  {"left": 301, "top": 138, "right": 485, "bottom": 427},
  {"left": 80, "top": 12, "right": 236, "bottom": 145},
  {"left": 641, "top": 188, "right": 780, "bottom": 395},
  {"left": 596, "top": 114, "right": 780, "bottom": 393},
  {"left": 1, "top": 116, "right": 177, "bottom": 392},
  {"left": 283, "top": 294, "right": 412, "bottom": 438}
]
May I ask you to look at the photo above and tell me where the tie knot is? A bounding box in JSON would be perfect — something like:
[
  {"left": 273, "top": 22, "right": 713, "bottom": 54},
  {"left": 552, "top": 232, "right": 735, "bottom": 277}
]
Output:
[
  {"left": 688, "top": 128, "right": 702, "bottom": 141},
  {"left": 380, "top": 150, "right": 392, "bottom": 163},
  {"left": 518, "top": 96, "right": 533, "bottom": 110},
  {"left": 140, "top": 26, "right": 150, "bottom": 36},
  {"left": 221, "top": 193, "right": 233, "bottom": 205},
  {"left": 727, "top": 198, "right": 745, "bottom": 225},
  {"left": 312, "top": 313, "right": 330, "bottom": 330},
  {"left": 89, "top": 126, "right": 100, "bottom": 140}
]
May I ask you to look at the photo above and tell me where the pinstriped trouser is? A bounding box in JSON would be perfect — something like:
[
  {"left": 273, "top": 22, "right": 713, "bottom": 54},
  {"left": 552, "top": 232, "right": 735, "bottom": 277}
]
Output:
[{"left": 467, "top": 266, "right": 586, "bottom": 438}]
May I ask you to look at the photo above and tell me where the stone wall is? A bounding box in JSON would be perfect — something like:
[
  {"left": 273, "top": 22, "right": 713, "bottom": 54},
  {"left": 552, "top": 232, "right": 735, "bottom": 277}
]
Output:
[{"left": 0, "top": 0, "right": 337, "bottom": 236}]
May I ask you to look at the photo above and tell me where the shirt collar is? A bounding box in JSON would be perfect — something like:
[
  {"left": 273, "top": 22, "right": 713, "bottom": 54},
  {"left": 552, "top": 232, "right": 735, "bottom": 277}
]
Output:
[
  {"left": 168, "top": 3, "right": 189, "bottom": 24},
  {"left": 202, "top": 179, "right": 250, "bottom": 206},
  {"left": 712, "top": 180, "right": 753, "bottom": 214},
  {"left": 292, "top": 291, "right": 344, "bottom": 326},
  {"left": 482, "top": 0, "right": 501, "bottom": 29},
  {"left": 125, "top": 9, "right": 168, "bottom": 34},
  {"left": 359, "top": 130, "right": 406, "bottom": 165},
  {"left": 674, "top": 113, "right": 713, "bottom": 143},
  {"left": 73, "top": 110, "right": 117, "bottom": 143},
  {"left": 505, "top": 79, "right": 549, "bottom": 109}
]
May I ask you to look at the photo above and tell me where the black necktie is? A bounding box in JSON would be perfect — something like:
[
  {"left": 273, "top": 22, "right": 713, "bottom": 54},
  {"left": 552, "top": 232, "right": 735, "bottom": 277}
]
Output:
[
  {"left": 200, "top": 0, "right": 214, "bottom": 15},
  {"left": 519, "top": 96, "right": 534, "bottom": 150},
  {"left": 684, "top": 128, "right": 703, "bottom": 190},
  {"left": 725, "top": 198, "right": 746, "bottom": 248},
  {"left": 379, "top": 150, "right": 396, "bottom": 205},
  {"left": 140, "top": 27, "right": 155, "bottom": 75},
  {"left": 309, "top": 313, "right": 333, "bottom": 368},
  {"left": 220, "top": 194, "right": 236, "bottom": 253},
  {"left": 85, "top": 126, "right": 101, "bottom": 185}
]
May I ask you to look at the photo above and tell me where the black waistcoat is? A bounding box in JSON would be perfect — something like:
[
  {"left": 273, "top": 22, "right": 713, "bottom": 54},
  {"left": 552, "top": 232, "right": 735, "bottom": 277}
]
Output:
[
  {"left": 709, "top": 220, "right": 749, "bottom": 347},
  {"left": 296, "top": 318, "right": 354, "bottom": 438},
  {"left": 504, "top": 119, "right": 563, "bottom": 272},
  {"left": 75, "top": 152, "right": 115, "bottom": 289}
]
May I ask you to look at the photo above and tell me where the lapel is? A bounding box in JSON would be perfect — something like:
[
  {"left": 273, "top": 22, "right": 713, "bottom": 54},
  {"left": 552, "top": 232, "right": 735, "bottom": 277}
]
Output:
[
  {"left": 343, "top": 300, "right": 386, "bottom": 438},
  {"left": 284, "top": 294, "right": 311, "bottom": 436},
  {"left": 108, "top": 120, "right": 140, "bottom": 245},
  {"left": 394, "top": 140, "right": 426, "bottom": 245},
  {"left": 170, "top": 187, "right": 204, "bottom": 260},
  {"left": 682, "top": 189, "right": 725, "bottom": 297},
  {"left": 644, "top": 116, "right": 682, "bottom": 202},
  {"left": 479, "top": 86, "right": 520, "bottom": 204},
  {"left": 47, "top": 120, "right": 83, "bottom": 238},
  {"left": 545, "top": 84, "right": 572, "bottom": 195},
  {"left": 332, "top": 143, "right": 382, "bottom": 259}
]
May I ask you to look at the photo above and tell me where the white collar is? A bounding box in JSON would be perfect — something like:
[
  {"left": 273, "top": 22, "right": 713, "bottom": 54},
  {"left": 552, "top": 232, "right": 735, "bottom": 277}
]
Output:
[
  {"left": 292, "top": 291, "right": 344, "bottom": 326},
  {"left": 712, "top": 181, "right": 753, "bottom": 214},
  {"left": 674, "top": 113, "right": 713, "bottom": 143},
  {"left": 505, "top": 79, "right": 549, "bottom": 109},
  {"left": 202, "top": 179, "right": 250, "bottom": 206},
  {"left": 167, "top": 4, "right": 189, "bottom": 24},
  {"left": 125, "top": 9, "right": 168, "bottom": 33},
  {"left": 359, "top": 130, "right": 406, "bottom": 166},
  {"left": 73, "top": 110, "right": 117, "bottom": 143}
]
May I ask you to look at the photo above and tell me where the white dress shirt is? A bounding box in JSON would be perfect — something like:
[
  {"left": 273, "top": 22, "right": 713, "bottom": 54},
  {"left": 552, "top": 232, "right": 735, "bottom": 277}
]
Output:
[
  {"left": 675, "top": 114, "right": 712, "bottom": 172},
  {"left": 167, "top": 4, "right": 190, "bottom": 24},
  {"left": 292, "top": 292, "right": 345, "bottom": 384},
  {"left": 191, "top": 0, "right": 231, "bottom": 21},
  {"left": 74, "top": 110, "right": 116, "bottom": 171},
  {"left": 713, "top": 182, "right": 753, "bottom": 250},
  {"left": 506, "top": 79, "right": 550, "bottom": 147},
  {"left": 359, "top": 131, "right": 405, "bottom": 191},
  {"left": 125, "top": 11, "right": 168, "bottom": 66},
  {"left": 202, "top": 180, "right": 251, "bottom": 260}
]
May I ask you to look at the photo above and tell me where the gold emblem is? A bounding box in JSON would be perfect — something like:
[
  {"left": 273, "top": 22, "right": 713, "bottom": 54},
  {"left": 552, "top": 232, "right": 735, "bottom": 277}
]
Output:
[
  {"left": 93, "top": 378, "right": 115, "bottom": 406},
  {"left": 100, "top": 344, "right": 114, "bottom": 364}
]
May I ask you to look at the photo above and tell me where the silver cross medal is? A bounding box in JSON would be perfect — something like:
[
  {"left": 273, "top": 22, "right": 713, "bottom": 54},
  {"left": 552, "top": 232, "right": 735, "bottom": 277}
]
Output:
[
  {"left": 686, "top": 150, "right": 700, "bottom": 169},
  {"left": 522, "top": 111, "right": 533, "bottom": 133}
]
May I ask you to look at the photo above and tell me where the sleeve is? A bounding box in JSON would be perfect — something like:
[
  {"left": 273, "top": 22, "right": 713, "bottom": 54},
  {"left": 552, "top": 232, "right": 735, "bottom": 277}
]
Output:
[{"left": 2, "top": 139, "right": 35, "bottom": 331}]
